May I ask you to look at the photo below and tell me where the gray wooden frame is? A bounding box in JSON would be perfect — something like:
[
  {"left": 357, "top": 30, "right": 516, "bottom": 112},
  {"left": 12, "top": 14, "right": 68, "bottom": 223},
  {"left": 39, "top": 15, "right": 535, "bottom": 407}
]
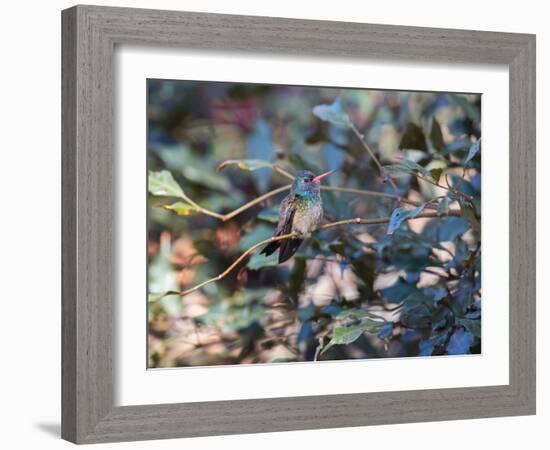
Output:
[{"left": 61, "top": 4, "right": 536, "bottom": 444}]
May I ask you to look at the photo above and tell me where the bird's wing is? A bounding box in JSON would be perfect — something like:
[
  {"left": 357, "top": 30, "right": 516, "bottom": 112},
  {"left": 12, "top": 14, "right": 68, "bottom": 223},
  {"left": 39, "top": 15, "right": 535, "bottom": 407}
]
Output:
[
  {"left": 277, "top": 194, "right": 297, "bottom": 236},
  {"left": 277, "top": 195, "right": 303, "bottom": 263},
  {"left": 260, "top": 194, "right": 297, "bottom": 258}
]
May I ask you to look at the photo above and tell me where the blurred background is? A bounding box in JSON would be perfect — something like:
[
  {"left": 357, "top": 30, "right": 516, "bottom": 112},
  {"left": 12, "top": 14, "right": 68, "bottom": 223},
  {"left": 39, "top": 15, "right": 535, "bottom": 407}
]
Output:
[{"left": 147, "top": 79, "right": 481, "bottom": 368}]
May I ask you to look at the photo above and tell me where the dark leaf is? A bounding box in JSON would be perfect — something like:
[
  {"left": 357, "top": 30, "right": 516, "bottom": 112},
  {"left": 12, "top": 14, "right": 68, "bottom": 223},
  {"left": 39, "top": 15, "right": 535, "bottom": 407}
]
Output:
[
  {"left": 423, "top": 216, "right": 470, "bottom": 242},
  {"left": 377, "top": 322, "right": 394, "bottom": 341},
  {"left": 399, "top": 123, "right": 428, "bottom": 151},
  {"left": 387, "top": 204, "right": 426, "bottom": 235},
  {"left": 464, "top": 138, "right": 481, "bottom": 165},
  {"left": 288, "top": 257, "right": 306, "bottom": 297},
  {"left": 429, "top": 117, "right": 445, "bottom": 151},
  {"left": 447, "top": 328, "right": 474, "bottom": 355},
  {"left": 418, "top": 332, "right": 448, "bottom": 356},
  {"left": 457, "top": 318, "right": 481, "bottom": 338},
  {"left": 430, "top": 168, "right": 443, "bottom": 184},
  {"left": 381, "top": 278, "right": 419, "bottom": 303}
]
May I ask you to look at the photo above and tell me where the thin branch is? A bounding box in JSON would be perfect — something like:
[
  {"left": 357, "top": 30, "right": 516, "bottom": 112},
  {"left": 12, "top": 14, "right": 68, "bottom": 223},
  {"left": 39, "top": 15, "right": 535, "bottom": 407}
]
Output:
[
  {"left": 318, "top": 210, "right": 459, "bottom": 230},
  {"left": 178, "top": 232, "right": 298, "bottom": 296},
  {"left": 350, "top": 123, "right": 400, "bottom": 194},
  {"left": 272, "top": 165, "right": 296, "bottom": 180},
  {"left": 266, "top": 166, "right": 422, "bottom": 207},
  {"left": 320, "top": 186, "right": 424, "bottom": 208},
  {"left": 165, "top": 183, "right": 427, "bottom": 222},
  {"left": 175, "top": 209, "right": 460, "bottom": 297},
  {"left": 178, "top": 192, "right": 225, "bottom": 220},
  {"left": 222, "top": 185, "right": 291, "bottom": 221}
]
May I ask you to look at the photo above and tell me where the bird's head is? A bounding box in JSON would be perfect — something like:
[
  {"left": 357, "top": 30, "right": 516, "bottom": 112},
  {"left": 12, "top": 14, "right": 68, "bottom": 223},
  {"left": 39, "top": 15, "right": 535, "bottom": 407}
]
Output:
[{"left": 292, "top": 169, "right": 335, "bottom": 195}]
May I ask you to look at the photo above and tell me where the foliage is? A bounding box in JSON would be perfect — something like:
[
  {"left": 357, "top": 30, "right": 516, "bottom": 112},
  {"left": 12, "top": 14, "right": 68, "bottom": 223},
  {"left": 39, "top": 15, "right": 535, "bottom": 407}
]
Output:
[{"left": 147, "top": 79, "right": 482, "bottom": 367}]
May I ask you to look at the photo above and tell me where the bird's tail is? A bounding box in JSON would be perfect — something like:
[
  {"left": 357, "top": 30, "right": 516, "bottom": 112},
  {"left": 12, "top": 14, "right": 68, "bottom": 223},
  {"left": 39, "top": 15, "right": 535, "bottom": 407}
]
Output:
[
  {"left": 278, "top": 238, "right": 302, "bottom": 263},
  {"left": 260, "top": 237, "right": 303, "bottom": 263},
  {"left": 260, "top": 241, "right": 280, "bottom": 257}
]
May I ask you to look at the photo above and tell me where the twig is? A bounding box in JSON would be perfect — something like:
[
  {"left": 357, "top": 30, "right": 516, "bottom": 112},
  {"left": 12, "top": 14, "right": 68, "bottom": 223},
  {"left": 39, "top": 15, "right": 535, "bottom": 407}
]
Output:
[
  {"left": 417, "top": 174, "right": 453, "bottom": 193},
  {"left": 321, "top": 186, "right": 424, "bottom": 208},
  {"left": 318, "top": 210, "right": 459, "bottom": 230},
  {"left": 178, "top": 232, "right": 298, "bottom": 296},
  {"left": 272, "top": 165, "right": 296, "bottom": 180},
  {"left": 350, "top": 123, "right": 400, "bottom": 194},
  {"left": 177, "top": 192, "right": 225, "bottom": 220},
  {"left": 174, "top": 209, "right": 460, "bottom": 297},
  {"left": 222, "top": 185, "right": 291, "bottom": 221},
  {"left": 269, "top": 165, "right": 413, "bottom": 209},
  {"left": 164, "top": 184, "right": 426, "bottom": 222}
]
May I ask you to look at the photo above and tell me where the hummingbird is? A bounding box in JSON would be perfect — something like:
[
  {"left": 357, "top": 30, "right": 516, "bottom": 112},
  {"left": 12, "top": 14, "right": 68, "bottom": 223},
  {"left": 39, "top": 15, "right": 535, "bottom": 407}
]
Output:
[{"left": 260, "top": 169, "right": 334, "bottom": 264}]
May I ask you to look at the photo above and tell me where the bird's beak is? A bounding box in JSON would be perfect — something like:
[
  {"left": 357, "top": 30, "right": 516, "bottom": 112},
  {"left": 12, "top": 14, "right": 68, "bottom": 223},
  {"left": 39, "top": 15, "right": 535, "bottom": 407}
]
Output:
[{"left": 312, "top": 170, "right": 336, "bottom": 183}]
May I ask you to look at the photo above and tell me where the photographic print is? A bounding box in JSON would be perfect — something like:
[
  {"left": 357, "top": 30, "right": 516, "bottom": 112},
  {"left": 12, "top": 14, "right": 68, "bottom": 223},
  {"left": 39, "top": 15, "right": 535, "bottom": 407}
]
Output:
[{"left": 147, "top": 80, "right": 481, "bottom": 368}]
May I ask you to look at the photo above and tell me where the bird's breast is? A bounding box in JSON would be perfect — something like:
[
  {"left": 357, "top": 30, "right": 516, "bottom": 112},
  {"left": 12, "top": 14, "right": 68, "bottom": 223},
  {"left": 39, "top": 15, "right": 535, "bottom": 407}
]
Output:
[{"left": 292, "top": 198, "right": 323, "bottom": 235}]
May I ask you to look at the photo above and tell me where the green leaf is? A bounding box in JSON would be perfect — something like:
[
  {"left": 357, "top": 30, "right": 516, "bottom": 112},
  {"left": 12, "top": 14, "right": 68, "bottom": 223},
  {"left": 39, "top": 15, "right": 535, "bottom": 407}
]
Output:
[
  {"left": 161, "top": 201, "right": 197, "bottom": 216},
  {"left": 158, "top": 145, "right": 230, "bottom": 191},
  {"left": 335, "top": 309, "right": 386, "bottom": 322},
  {"left": 330, "top": 325, "right": 364, "bottom": 344},
  {"left": 430, "top": 117, "right": 445, "bottom": 151},
  {"left": 399, "top": 123, "right": 428, "bottom": 151},
  {"left": 247, "top": 251, "right": 279, "bottom": 270},
  {"left": 312, "top": 98, "right": 352, "bottom": 127},
  {"left": 464, "top": 139, "right": 481, "bottom": 165},
  {"left": 217, "top": 159, "right": 274, "bottom": 172},
  {"left": 430, "top": 168, "right": 443, "bottom": 184},
  {"left": 148, "top": 170, "right": 184, "bottom": 198},
  {"left": 387, "top": 204, "right": 426, "bottom": 235},
  {"left": 320, "top": 325, "right": 362, "bottom": 355},
  {"left": 321, "top": 319, "right": 384, "bottom": 354}
]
